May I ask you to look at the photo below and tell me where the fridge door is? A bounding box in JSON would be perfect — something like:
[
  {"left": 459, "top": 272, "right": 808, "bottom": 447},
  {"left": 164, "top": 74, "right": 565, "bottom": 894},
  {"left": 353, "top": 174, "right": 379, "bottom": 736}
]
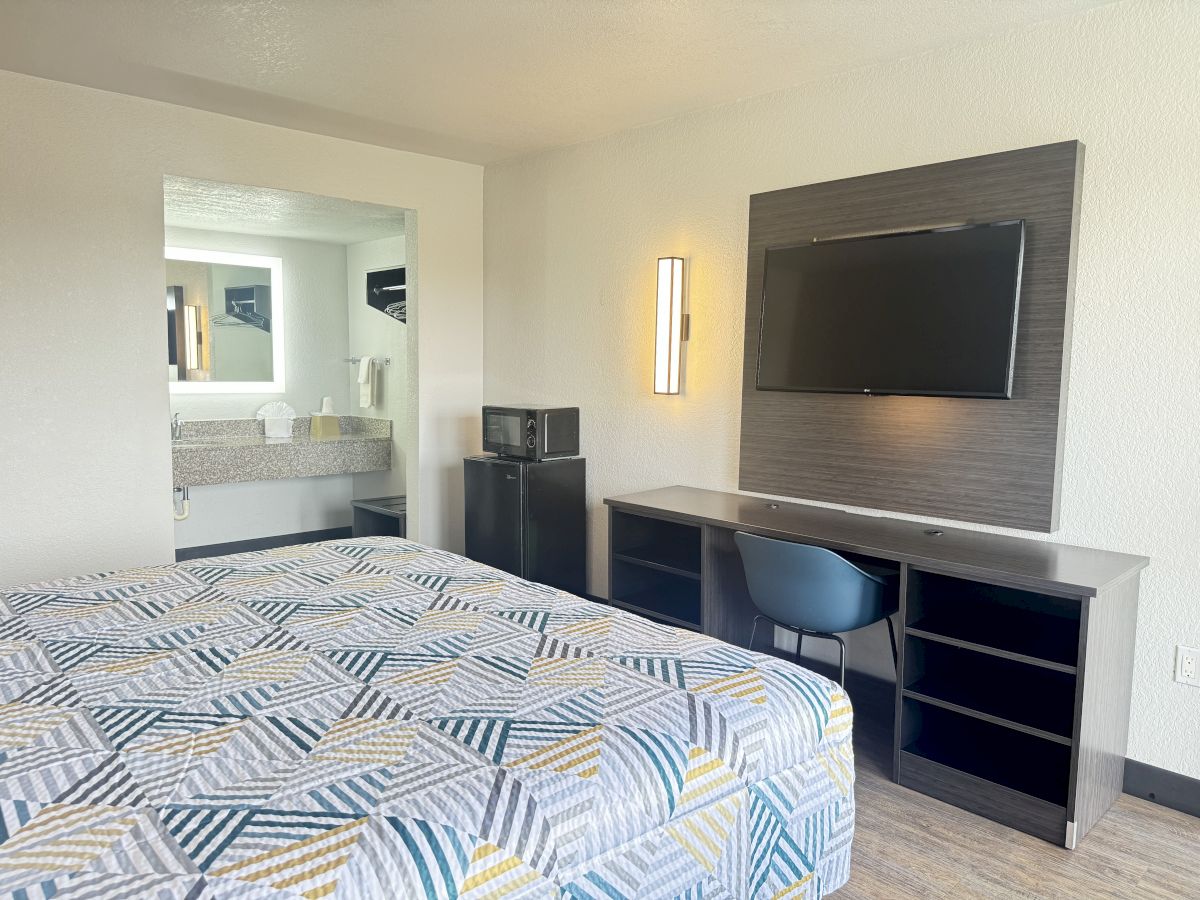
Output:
[
  {"left": 464, "top": 457, "right": 525, "bottom": 577},
  {"left": 524, "top": 458, "right": 586, "bottom": 595}
]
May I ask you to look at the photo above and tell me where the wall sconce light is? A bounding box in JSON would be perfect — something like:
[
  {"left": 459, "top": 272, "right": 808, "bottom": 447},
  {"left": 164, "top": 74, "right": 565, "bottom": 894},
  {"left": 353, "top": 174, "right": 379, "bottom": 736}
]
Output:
[
  {"left": 184, "top": 305, "right": 201, "bottom": 371},
  {"left": 654, "top": 256, "right": 688, "bottom": 394}
]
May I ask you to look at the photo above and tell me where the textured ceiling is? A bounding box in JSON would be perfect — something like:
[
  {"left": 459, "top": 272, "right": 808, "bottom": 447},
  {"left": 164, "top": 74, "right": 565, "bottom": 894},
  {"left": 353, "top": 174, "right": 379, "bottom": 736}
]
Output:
[
  {"left": 164, "top": 176, "right": 407, "bottom": 244},
  {"left": 0, "top": 0, "right": 1115, "bottom": 163}
]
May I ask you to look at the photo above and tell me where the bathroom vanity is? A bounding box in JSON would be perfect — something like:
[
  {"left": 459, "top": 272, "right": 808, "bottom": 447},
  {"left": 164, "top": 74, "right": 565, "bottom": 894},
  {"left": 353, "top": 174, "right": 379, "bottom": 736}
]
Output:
[{"left": 171, "top": 416, "right": 391, "bottom": 487}]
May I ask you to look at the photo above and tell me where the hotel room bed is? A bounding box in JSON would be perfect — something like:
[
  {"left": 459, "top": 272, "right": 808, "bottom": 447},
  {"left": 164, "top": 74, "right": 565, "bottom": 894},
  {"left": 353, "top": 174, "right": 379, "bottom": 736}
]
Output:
[{"left": 0, "top": 537, "right": 854, "bottom": 898}]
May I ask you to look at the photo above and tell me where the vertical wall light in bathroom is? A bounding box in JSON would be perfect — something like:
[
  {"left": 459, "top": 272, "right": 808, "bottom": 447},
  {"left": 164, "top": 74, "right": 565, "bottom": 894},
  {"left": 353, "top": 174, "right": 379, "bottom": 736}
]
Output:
[{"left": 184, "top": 305, "right": 201, "bottom": 371}]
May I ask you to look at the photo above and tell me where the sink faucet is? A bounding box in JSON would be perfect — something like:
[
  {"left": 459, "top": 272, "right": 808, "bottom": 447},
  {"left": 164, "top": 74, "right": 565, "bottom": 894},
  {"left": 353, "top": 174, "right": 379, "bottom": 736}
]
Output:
[{"left": 171, "top": 413, "right": 183, "bottom": 440}]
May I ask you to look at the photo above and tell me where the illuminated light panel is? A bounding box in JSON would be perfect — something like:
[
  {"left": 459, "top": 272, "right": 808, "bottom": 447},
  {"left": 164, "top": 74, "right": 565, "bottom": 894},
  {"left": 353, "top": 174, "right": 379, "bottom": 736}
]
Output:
[{"left": 654, "top": 257, "right": 685, "bottom": 394}]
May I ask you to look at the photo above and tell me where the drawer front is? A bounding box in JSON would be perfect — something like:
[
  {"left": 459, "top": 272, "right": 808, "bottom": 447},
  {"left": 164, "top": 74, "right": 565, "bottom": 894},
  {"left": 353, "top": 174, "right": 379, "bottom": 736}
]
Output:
[{"left": 899, "top": 751, "right": 1068, "bottom": 846}]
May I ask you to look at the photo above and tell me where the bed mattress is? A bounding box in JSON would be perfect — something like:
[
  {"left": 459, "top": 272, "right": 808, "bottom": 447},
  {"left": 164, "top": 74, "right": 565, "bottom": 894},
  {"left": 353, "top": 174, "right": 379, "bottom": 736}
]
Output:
[{"left": 0, "top": 537, "right": 853, "bottom": 898}]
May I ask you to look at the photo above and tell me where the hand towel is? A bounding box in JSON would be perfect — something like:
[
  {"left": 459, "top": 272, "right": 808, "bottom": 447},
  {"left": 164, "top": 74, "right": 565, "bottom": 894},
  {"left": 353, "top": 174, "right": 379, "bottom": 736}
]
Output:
[{"left": 357, "top": 356, "right": 376, "bottom": 409}]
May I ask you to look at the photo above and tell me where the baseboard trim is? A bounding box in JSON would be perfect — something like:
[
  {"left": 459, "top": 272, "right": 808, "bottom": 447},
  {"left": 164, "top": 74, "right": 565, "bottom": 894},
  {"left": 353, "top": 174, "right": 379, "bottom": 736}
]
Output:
[
  {"left": 174, "top": 527, "right": 352, "bottom": 562},
  {"left": 1124, "top": 759, "right": 1200, "bottom": 819}
]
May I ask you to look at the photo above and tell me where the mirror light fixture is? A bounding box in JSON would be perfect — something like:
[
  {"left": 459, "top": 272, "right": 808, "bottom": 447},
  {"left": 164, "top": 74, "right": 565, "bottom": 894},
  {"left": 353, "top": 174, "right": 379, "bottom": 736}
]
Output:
[
  {"left": 165, "top": 246, "right": 285, "bottom": 394},
  {"left": 654, "top": 256, "right": 689, "bottom": 394}
]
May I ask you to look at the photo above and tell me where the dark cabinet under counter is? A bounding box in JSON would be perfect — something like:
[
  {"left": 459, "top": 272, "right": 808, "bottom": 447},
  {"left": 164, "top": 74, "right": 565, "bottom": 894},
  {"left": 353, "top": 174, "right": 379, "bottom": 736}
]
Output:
[{"left": 464, "top": 456, "right": 586, "bottom": 595}]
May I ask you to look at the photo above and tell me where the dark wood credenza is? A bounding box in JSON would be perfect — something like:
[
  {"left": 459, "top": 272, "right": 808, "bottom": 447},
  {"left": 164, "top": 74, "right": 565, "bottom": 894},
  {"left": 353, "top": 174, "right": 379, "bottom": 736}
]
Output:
[{"left": 604, "top": 485, "right": 1148, "bottom": 849}]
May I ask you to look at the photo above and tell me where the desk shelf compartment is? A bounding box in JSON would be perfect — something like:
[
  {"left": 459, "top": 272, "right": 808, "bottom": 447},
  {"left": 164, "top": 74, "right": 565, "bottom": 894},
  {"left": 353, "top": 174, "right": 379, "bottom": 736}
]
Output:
[
  {"left": 898, "top": 700, "right": 1071, "bottom": 843},
  {"left": 609, "top": 566, "right": 702, "bottom": 630},
  {"left": 903, "top": 636, "right": 1077, "bottom": 743},
  {"left": 610, "top": 511, "right": 702, "bottom": 579},
  {"left": 609, "top": 511, "right": 703, "bottom": 630},
  {"left": 904, "top": 570, "right": 1081, "bottom": 671}
]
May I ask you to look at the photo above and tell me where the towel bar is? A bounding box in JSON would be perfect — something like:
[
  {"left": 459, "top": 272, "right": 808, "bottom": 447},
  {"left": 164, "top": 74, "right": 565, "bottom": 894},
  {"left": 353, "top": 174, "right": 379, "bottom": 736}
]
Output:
[{"left": 345, "top": 357, "right": 391, "bottom": 366}]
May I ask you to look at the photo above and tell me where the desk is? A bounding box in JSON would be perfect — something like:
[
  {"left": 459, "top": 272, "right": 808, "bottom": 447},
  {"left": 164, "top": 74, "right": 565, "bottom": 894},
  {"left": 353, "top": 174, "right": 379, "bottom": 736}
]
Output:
[{"left": 604, "top": 486, "right": 1148, "bottom": 849}]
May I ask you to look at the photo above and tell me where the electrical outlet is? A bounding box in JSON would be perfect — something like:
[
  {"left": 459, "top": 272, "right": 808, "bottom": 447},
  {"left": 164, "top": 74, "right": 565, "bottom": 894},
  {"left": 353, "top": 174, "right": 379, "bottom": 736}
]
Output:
[{"left": 1176, "top": 645, "right": 1199, "bottom": 687}]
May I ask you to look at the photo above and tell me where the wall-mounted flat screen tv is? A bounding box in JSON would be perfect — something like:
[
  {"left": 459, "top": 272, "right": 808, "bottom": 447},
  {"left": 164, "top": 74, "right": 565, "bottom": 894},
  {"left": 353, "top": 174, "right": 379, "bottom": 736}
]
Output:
[{"left": 755, "top": 220, "right": 1025, "bottom": 398}]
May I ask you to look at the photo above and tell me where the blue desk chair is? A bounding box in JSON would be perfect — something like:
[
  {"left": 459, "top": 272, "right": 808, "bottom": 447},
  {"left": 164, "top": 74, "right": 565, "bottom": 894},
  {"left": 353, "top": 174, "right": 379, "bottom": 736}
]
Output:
[{"left": 734, "top": 531, "right": 899, "bottom": 685}]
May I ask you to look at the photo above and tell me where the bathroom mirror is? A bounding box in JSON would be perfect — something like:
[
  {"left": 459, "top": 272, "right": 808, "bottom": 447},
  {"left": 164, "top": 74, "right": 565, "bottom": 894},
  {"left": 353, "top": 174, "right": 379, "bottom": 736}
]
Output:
[{"left": 166, "top": 247, "right": 284, "bottom": 393}]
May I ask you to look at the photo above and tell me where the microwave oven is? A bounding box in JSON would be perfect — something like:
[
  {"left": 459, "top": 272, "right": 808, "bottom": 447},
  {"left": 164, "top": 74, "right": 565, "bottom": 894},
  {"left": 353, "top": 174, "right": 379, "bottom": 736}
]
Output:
[{"left": 482, "top": 406, "right": 579, "bottom": 461}]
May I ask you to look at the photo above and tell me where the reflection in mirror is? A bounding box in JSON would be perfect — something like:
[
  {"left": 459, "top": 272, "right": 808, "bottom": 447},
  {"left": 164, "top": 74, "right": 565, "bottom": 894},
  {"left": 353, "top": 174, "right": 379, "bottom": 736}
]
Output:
[{"left": 165, "top": 247, "right": 284, "bottom": 393}]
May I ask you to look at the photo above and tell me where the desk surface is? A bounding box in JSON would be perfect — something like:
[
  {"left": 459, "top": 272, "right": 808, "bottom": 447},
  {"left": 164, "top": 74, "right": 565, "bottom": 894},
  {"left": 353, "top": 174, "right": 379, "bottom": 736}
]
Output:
[{"left": 605, "top": 486, "right": 1147, "bottom": 597}]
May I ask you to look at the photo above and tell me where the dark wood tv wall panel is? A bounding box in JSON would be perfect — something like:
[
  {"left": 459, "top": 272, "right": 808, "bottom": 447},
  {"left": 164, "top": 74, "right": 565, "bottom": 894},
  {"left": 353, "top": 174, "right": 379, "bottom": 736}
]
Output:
[{"left": 739, "top": 141, "right": 1084, "bottom": 532}]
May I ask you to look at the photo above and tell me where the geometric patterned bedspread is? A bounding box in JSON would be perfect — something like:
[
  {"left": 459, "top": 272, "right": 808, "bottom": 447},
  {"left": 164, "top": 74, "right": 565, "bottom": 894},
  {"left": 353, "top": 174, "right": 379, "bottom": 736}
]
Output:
[{"left": 0, "top": 537, "right": 854, "bottom": 899}]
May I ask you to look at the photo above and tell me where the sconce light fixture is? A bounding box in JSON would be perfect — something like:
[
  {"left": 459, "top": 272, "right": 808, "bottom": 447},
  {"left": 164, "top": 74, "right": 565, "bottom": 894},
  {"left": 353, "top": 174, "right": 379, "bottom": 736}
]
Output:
[
  {"left": 654, "top": 256, "right": 688, "bottom": 394},
  {"left": 184, "top": 305, "right": 201, "bottom": 371}
]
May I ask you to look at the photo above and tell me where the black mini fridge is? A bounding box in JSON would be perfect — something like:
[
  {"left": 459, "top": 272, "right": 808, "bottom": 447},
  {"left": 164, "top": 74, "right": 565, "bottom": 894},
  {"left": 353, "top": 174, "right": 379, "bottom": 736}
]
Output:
[{"left": 464, "top": 455, "right": 586, "bottom": 595}]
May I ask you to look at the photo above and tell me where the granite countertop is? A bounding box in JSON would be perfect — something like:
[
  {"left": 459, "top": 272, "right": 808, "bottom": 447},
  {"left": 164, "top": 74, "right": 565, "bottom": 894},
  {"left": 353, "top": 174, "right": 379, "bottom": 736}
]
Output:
[
  {"left": 172, "top": 416, "right": 392, "bottom": 487},
  {"left": 173, "top": 431, "right": 387, "bottom": 448}
]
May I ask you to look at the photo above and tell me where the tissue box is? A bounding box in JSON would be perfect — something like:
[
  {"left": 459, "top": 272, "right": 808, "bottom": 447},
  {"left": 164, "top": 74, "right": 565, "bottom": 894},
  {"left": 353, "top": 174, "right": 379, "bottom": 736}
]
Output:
[
  {"left": 263, "top": 416, "right": 293, "bottom": 438},
  {"left": 310, "top": 415, "right": 341, "bottom": 439}
]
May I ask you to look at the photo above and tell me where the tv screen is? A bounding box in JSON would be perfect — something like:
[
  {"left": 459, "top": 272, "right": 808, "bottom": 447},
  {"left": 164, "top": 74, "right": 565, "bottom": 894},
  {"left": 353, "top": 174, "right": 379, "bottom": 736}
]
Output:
[{"left": 755, "top": 220, "right": 1025, "bottom": 398}]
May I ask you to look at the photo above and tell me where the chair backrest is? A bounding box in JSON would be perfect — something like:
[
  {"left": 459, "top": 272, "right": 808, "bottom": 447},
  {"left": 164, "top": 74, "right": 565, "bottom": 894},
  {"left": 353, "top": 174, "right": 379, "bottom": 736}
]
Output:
[{"left": 733, "top": 531, "right": 888, "bottom": 635}]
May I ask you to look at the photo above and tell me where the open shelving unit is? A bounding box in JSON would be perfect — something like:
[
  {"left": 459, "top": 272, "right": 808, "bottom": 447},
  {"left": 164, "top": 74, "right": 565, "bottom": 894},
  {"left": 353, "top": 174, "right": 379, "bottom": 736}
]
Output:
[
  {"left": 896, "top": 569, "right": 1091, "bottom": 844},
  {"left": 608, "top": 510, "right": 703, "bottom": 630}
]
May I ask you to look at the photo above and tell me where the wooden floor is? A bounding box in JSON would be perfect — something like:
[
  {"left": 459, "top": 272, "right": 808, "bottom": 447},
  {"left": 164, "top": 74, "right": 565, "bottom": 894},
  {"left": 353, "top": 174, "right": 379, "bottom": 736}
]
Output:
[{"left": 832, "top": 673, "right": 1200, "bottom": 899}]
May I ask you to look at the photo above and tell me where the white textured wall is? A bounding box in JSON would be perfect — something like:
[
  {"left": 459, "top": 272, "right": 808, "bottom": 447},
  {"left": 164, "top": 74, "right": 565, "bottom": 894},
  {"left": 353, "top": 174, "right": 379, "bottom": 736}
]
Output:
[
  {"left": 166, "top": 227, "right": 354, "bottom": 549},
  {"left": 169, "top": 477, "right": 354, "bottom": 549},
  {"left": 0, "top": 69, "right": 482, "bottom": 586},
  {"left": 483, "top": 0, "right": 1200, "bottom": 778},
  {"left": 347, "top": 235, "right": 408, "bottom": 501}
]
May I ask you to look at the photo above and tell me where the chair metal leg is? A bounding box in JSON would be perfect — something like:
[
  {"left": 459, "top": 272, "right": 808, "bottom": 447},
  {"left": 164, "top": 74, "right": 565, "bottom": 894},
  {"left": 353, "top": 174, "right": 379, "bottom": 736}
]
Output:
[
  {"left": 885, "top": 614, "right": 899, "bottom": 673},
  {"left": 829, "top": 633, "right": 847, "bottom": 686},
  {"left": 748, "top": 615, "right": 765, "bottom": 652},
  {"left": 746, "top": 614, "right": 853, "bottom": 687}
]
